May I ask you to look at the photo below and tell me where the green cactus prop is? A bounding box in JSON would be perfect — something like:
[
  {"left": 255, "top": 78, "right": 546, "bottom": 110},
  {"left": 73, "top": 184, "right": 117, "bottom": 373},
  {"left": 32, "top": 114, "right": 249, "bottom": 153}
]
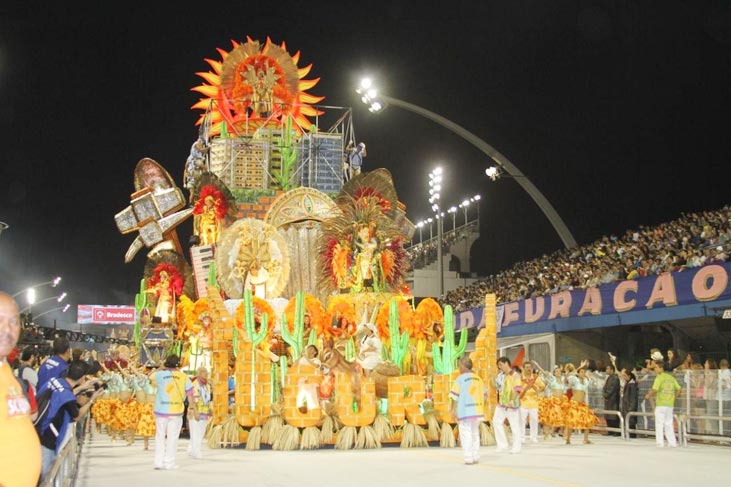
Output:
[
  {"left": 276, "top": 115, "right": 298, "bottom": 190},
  {"left": 388, "top": 300, "right": 410, "bottom": 373},
  {"left": 207, "top": 261, "right": 219, "bottom": 290},
  {"left": 280, "top": 292, "right": 305, "bottom": 361},
  {"left": 431, "top": 305, "right": 467, "bottom": 375},
  {"left": 133, "top": 278, "right": 148, "bottom": 348},
  {"left": 242, "top": 290, "right": 268, "bottom": 346},
  {"left": 307, "top": 329, "right": 317, "bottom": 347},
  {"left": 242, "top": 289, "right": 268, "bottom": 409}
]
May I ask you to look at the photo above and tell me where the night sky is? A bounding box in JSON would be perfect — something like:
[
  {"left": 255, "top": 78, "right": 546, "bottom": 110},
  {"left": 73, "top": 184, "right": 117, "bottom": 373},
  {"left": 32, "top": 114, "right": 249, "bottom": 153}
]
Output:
[{"left": 1, "top": 2, "right": 730, "bottom": 326}]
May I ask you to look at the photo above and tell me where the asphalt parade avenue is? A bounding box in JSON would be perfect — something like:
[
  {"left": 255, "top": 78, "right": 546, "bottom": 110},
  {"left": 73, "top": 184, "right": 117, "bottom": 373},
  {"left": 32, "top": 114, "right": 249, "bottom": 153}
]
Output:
[{"left": 76, "top": 432, "right": 728, "bottom": 487}]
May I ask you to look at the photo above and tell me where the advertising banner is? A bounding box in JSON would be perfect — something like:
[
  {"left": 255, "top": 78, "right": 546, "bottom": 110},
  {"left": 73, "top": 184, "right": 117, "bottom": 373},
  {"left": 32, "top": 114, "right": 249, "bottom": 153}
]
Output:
[
  {"left": 77, "top": 305, "right": 136, "bottom": 324},
  {"left": 457, "top": 263, "right": 731, "bottom": 331}
]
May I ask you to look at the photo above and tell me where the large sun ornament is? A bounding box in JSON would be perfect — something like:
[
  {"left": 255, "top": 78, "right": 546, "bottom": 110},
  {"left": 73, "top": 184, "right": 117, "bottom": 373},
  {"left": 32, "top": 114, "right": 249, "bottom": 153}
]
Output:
[{"left": 191, "top": 37, "right": 324, "bottom": 136}]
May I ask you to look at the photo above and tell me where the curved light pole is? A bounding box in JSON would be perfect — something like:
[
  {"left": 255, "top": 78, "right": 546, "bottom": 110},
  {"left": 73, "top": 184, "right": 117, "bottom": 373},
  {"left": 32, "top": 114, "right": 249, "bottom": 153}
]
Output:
[
  {"left": 19, "top": 292, "right": 67, "bottom": 314},
  {"left": 33, "top": 304, "right": 70, "bottom": 321},
  {"left": 0, "top": 222, "right": 8, "bottom": 238},
  {"left": 12, "top": 276, "right": 62, "bottom": 299},
  {"left": 356, "top": 81, "right": 577, "bottom": 248}
]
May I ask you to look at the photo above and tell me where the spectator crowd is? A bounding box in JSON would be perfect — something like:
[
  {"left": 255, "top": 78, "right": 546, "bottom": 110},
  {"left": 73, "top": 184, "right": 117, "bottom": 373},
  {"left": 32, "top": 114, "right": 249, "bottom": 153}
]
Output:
[{"left": 443, "top": 206, "right": 731, "bottom": 312}]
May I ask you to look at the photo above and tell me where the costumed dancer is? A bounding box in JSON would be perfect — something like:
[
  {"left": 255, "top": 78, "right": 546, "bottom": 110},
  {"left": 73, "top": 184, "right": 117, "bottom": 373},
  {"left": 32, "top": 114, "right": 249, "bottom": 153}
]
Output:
[
  {"left": 563, "top": 361, "right": 599, "bottom": 445},
  {"left": 493, "top": 357, "right": 523, "bottom": 454},
  {"left": 135, "top": 363, "right": 157, "bottom": 451},
  {"left": 534, "top": 362, "right": 566, "bottom": 440},
  {"left": 519, "top": 361, "right": 545, "bottom": 443},
  {"left": 187, "top": 366, "right": 211, "bottom": 459}
]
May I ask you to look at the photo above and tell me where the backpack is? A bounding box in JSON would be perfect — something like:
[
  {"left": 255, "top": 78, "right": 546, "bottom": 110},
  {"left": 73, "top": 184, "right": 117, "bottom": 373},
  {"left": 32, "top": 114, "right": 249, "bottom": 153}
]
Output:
[{"left": 33, "top": 387, "right": 54, "bottom": 433}]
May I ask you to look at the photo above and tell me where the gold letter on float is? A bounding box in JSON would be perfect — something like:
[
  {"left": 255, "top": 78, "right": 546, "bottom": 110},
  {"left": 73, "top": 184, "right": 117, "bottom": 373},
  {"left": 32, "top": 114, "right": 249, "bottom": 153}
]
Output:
[
  {"left": 433, "top": 371, "right": 460, "bottom": 419},
  {"left": 548, "top": 291, "right": 572, "bottom": 320},
  {"left": 335, "top": 373, "right": 376, "bottom": 427},
  {"left": 387, "top": 375, "right": 426, "bottom": 426},
  {"left": 282, "top": 365, "right": 322, "bottom": 428},
  {"left": 691, "top": 265, "right": 728, "bottom": 302},
  {"left": 614, "top": 280, "right": 638, "bottom": 312},
  {"left": 524, "top": 297, "right": 545, "bottom": 323},
  {"left": 645, "top": 272, "right": 678, "bottom": 309},
  {"left": 235, "top": 341, "right": 271, "bottom": 427},
  {"left": 578, "top": 287, "right": 602, "bottom": 316}
]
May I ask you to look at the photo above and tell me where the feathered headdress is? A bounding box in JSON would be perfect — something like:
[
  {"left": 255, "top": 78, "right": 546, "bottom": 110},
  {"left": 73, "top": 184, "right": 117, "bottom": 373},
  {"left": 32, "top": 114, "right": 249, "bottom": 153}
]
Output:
[
  {"left": 193, "top": 185, "right": 229, "bottom": 220},
  {"left": 147, "top": 263, "right": 184, "bottom": 296},
  {"left": 317, "top": 169, "right": 411, "bottom": 295}
]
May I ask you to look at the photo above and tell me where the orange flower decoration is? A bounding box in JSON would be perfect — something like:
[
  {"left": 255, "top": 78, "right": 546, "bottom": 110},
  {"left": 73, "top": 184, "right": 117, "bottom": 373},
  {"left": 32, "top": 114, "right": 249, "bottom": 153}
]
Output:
[
  {"left": 283, "top": 293, "right": 326, "bottom": 336},
  {"left": 413, "top": 298, "right": 444, "bottom": 340},
  {"left": 374, "top": 296, "right": 414, "bottom": 341}
]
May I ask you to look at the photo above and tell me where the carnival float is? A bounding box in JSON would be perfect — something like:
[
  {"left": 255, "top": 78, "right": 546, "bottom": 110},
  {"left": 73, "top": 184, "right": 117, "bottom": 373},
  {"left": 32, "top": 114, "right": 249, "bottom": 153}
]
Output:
[{"left": 104, "top": 37, "right": 500, "bottom": 450}]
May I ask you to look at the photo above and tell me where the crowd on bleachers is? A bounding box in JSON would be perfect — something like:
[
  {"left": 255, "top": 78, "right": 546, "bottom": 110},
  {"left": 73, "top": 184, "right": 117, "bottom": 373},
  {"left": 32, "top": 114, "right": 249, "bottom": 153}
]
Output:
[{"left": 443, "top": 206, "right": 731, "bottom": 312}]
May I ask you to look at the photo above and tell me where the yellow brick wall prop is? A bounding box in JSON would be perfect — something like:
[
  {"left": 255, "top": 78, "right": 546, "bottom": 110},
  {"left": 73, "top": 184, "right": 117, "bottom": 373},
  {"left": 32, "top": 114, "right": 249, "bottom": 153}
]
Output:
[
  {"left": 387, "top": 375, "right": 426, "bottom": 426},
  {"left": 282, "top": 364, "right": 323, "bottom": 428},
  {"left": 335, "top": 373, "right": 376, "bottom": 427}
]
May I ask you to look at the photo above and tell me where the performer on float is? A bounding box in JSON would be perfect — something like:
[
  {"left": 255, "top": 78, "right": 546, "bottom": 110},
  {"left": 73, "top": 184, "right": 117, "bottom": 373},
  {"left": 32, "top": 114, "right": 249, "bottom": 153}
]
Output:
[
  {"left": 356, "top": 322, "right": 383, "bottom": 376},
  {"left": 193, "top": 187, "right": 226, "bottom": 246},
  {"left": 146, "top": 265, "right": 183, "bottom": 324},
  {"left": 188, "top": 311, "right": 214, "bottom": 372},
  {"left": 563, "top": 361, "right": 599, "bottom": 445},
  {"left": 352, "top": 222, "right": 381, "bottom": 292},
  {"left": 244, "top": 260, "right": 269, "bottom": 299}
]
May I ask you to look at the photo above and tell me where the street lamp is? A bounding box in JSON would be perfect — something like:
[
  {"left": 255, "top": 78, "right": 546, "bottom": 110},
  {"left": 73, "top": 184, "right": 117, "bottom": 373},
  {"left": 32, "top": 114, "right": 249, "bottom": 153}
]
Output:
[
  {"left": 459, "top": 200, "right": 470, "bottom": 226},
  {"left": 429, "top": 167, "right": 445, "bottom": 297},
  {"left": 471, "top": 194, "right": 481, "bottom": 231},
  {"left": 416, "top": 221, "right": 424, "bottom": 243},
  {"left": 19, "top": 292, "right": 67, "bottom": 314},
  {"left": 0, "top": 221, "right": 8, "bottom": 238},
  {"left": 427, "top": 218, "right": 434, "bottom": 240},
  {"left": 356, "top": 80, "right": 576, "bottom": 248},
  {"left": 12, "top": 276, "right": 62, "bottom": 298},
  {"left": 448, "top": 206, "right": 457, "bottom": 232},
  {"left": 33, "top": 304, "right": 70, "bottom": 321}
]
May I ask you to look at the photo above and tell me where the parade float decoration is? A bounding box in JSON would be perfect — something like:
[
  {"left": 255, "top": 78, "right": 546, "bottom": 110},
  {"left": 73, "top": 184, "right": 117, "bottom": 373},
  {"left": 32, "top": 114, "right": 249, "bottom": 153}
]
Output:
[{"left": 111, "top": 36, "right": 498, "bottom": 452}]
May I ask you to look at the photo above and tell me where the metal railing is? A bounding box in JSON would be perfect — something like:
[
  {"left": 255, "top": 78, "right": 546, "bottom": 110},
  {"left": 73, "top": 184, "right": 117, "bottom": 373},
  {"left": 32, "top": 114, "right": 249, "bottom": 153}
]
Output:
[
  {"left": 40, "top": 413, "right": 89, "bottom": 487},
  {"left": 680, "top": 414, "right": 731, "bottom": 446},
  {"left": 592, "top": 409, "right": 625, "bottom": 439},
  {"left": 625, "top": 411, "right": 685, "bottom": 443}
]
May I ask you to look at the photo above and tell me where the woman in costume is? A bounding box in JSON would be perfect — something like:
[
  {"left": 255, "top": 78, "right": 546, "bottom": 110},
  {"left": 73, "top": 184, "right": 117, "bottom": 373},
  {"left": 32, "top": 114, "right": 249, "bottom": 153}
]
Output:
[
  {"left": 352, "top": 223, "right": 381, "bottom": 292},
  {"left": 534, "top": 362, "right": 566, "bottom": 439},
  {"left": 563, "top": 361, "right": 599, "bottom": 444},
  {"left": 356, "top": 323, "right": 383, "bottom": 376}
]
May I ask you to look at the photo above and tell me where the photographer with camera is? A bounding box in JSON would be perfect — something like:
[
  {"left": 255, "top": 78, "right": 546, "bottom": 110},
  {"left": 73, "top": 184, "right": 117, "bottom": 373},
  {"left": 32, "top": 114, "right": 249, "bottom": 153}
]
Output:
[{"left": 37, "top": 361, "right": 105, "bottom": 483}]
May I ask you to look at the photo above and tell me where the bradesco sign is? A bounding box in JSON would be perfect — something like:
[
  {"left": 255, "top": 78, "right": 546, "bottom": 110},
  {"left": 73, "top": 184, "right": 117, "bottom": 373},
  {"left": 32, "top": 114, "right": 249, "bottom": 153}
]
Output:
[{"left": 77, "top": 305, "right": 136, "bottom": 325}]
